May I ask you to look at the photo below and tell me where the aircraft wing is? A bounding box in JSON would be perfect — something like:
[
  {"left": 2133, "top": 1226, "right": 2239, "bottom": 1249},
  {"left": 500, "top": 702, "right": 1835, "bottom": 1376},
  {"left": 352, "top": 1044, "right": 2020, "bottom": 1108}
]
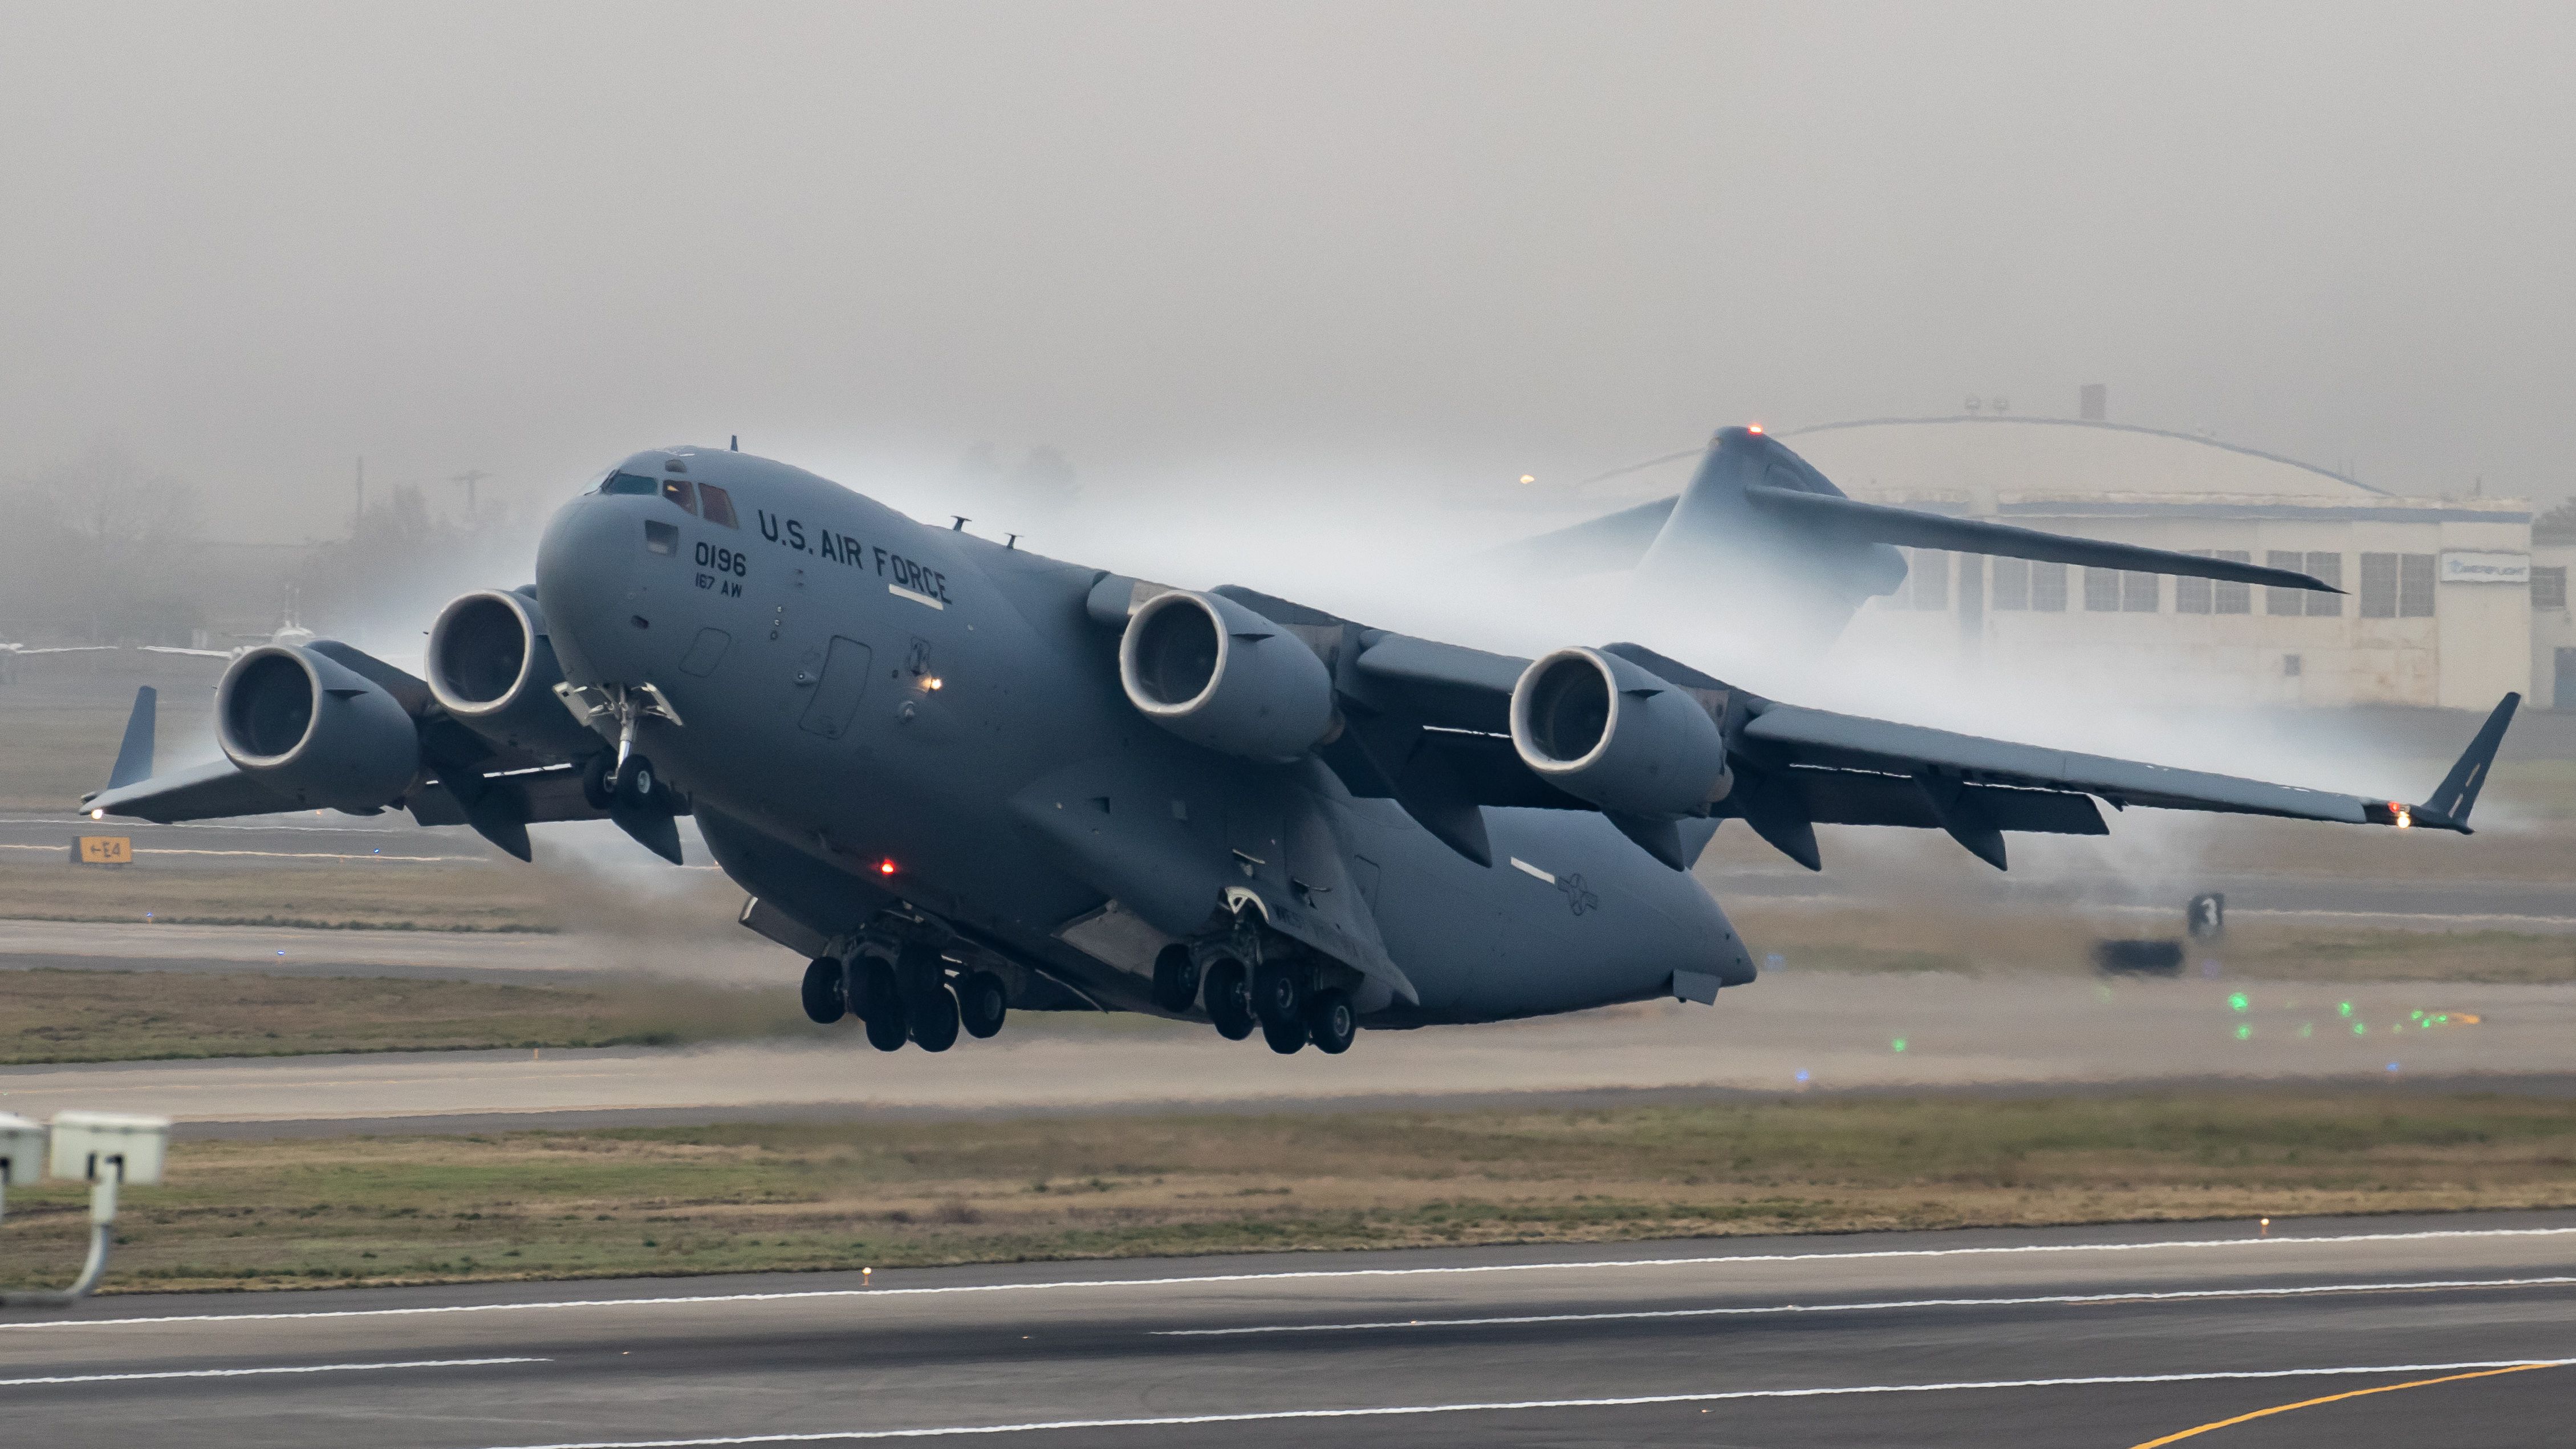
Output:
[
  {"left": 10, "top": 645, "right": 119, "bottom": 656},
  {"left": 1740, "top": 486, "right": 2335, "bottom": 593},
  {"left": 84, "top": 757, "right": 295, "bottom": 822},
  {"left": 138, "top": 645, "right": 236, "bottom": 659},
  {"left": 1341, "top": 624, "right": 2517, "bottom": 871}
]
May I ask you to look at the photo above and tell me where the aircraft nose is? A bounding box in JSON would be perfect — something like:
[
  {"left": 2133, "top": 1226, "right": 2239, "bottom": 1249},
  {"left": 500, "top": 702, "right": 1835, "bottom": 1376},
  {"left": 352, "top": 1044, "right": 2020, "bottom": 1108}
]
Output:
[{"left": 535, "top": 493, "right": 652, "bottom": 685}]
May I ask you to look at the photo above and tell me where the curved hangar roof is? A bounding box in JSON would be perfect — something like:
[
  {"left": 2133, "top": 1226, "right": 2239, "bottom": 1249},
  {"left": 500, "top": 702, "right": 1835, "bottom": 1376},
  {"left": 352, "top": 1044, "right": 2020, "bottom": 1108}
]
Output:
[{"left": 1781, "top": 416, "right": 2387, "bottom": 503}]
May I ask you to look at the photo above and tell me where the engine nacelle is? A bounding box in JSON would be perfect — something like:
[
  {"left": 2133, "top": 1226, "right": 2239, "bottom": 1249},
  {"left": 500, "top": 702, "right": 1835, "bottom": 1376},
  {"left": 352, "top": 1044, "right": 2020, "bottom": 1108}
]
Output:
[
  {"left": 1510, "top": 647, "right": 1732, "bottom": 820},
  {"left": 425, "top": 588, "right": 599, "bottom": 759},
  {"left": 216, "top": 645, "right": 421, "bottom": 811},
  {"left": 1119, "top": 590, "right": 1336, "bottom": 763}
]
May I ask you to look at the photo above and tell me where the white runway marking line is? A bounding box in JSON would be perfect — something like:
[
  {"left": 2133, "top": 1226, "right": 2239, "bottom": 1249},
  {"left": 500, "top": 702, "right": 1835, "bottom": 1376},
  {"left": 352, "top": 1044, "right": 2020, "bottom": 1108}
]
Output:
[
  {"left": 0, "top": 1356, "right": 544, "bottom": 1387},
  {"left": 1154, "top": 1273, "right": 2576, "bottom": 1335},
  {"left": 0, "top": 842, "right": 483, "bottom": 862},
  {"left": 459, "top": 1358, "right": 2576, "bottom": 1446},
  {"left": 11, "top": 1225, "right": 2574, "bottom": 1333}
]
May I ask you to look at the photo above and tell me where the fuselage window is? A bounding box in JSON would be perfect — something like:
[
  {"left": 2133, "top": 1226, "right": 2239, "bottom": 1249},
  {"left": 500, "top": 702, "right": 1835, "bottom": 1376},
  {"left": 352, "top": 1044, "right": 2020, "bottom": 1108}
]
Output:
[
  {"left": 662, "top": 478, "right": 698, "bottom": 514},
  {"left": 698, "top": 482, "right": 740, "bottom": 528},
  {"left": 601, "top": 472, "right": 659, "bottom": 496}
]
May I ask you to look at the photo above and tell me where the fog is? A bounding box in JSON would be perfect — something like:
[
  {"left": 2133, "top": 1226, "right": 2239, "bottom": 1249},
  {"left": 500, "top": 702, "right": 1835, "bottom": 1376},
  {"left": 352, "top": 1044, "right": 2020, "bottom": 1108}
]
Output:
[{"left": 5, "top": 1, "right": 2569, "bottom": 541}]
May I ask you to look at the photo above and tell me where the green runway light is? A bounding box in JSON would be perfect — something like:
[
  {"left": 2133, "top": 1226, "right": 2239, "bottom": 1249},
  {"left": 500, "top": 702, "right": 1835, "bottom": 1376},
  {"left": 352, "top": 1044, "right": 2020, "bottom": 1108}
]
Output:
[
  {"left": 1891, "top": 1037, "right": 1908, "bottom": 1053},
  {"left": 2298, "top": 1023, "right": 2314, "bottom": 1038},
  {"left": 2338, "top": 1001, "right": 2354, "bottom": 1017},
  {"left": 2234, "top": 1024, "right": 2252, "bottom": 1041},
  {"left": 2353, "top": 1022, "right": 2368, "bottom": 1036},
  {"left": 2228, "top": 992, "right": 2249, "bottom": 1012}
]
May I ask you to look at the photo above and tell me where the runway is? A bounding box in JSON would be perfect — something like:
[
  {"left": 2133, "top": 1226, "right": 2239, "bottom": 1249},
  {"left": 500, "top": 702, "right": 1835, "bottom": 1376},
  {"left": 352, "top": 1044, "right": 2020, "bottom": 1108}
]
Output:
[{"left": 3, "top": 1211, "right": 2570, "bottom": 1446}]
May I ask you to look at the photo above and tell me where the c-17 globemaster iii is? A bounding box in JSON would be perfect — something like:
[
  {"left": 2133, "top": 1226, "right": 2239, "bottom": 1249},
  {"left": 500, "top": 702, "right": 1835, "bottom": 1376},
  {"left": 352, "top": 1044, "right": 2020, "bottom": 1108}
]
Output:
[{"left": 84, "top": 432, "right": 2518, "bottom": 1056}]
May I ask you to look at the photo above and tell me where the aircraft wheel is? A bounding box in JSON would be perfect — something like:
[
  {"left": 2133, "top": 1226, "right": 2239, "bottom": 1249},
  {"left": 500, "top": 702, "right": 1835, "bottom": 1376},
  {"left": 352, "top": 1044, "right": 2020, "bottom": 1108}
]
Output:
[
  {"left": 614, "top": 754, "right": 661, "bottom": 810},
  {"left": 908, "top": 985, "right": 961, "bottom": 1053},
  {"left": 1251, "top": 960, "right": 1305, "bottom": 1026},
  {"left": 1203, "top": 957, "right": 1256, "bottom": 1041},
  {"left": 1260, "top": 1012, "right": 1309, "bottom": 1054},
  {"left": 846, "top": 955, "right": 896, "bottom": 1024},
  {"left": 580, "top": 754, "right": 615, "bottom": 810},
  {"left": 1305, "top": 988, "right": 1355, "bottom": 1054},
  {"left": 1150, "top": 944, "right": 1200, "bottom": 1013},
  {"left": 958, "top": 971, "right": 1007, "bottom": 1039},
  {"left": 863, "top": 1001, "right": 909, "bottom": 1052},
  {"left": 799, "top": 957, "right": 847, "bottom": 1024}
]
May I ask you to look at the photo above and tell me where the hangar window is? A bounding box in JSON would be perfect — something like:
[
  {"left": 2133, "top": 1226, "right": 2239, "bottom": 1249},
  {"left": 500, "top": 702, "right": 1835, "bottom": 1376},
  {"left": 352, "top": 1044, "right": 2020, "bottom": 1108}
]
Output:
[
  {"left": 2177, "top": 554, "right": 2213, "bottom": 614},
  {"left": 2030, "top": 561, "right": 2067, "bottom": 611},
  {"left": 2535, "top": 566, "right": 2569, "bottom": 610},
  {"left": 2359, "top": 553, "right": 2399, "bottom": 618},
  {"left": 1992, "top": 557, "right": 2029, "bottom": 610},
  {"left": 2266, "top": 551, "right": 2306, "bottom": 616},
  {"left": 1908, "top": 550, "right": 1949, "bottom": 610},
  {"left": 2213, "top": 551, "right": 2252, "bottom": 614},
  {"left": 697, "top": 482, "right": 740, "bottom": 529},
  {"left": 2122, "top": 570, "right": 2159, "bottom": 612},
  {"left": 2303, "top": 552, "right": 2343, "bottom": 616},
  {"left": 2399, "top": 553, "right": 2436, "bottom": 616},
  {"left": 2084, "top": 566, "right": 2120, "bottom": 612},
  {"left": 601, "top": 472, "right": 659, "bottom": 496}
]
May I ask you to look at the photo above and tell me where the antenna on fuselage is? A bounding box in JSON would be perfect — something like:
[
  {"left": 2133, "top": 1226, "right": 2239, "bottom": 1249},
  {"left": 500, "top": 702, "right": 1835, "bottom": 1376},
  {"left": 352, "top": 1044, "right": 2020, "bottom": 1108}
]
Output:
[
  {"left": 730, "top": 436, "right": 738, "bottom": 452},
  {"left": 951, "top": 516, "right": 969, "bottom": 532}
]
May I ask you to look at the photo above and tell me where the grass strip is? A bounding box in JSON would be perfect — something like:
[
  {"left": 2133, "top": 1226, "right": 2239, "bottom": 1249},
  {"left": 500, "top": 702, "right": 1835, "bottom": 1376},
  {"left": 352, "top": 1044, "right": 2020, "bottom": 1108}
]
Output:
[
  {"left": 0, "top": 968, "right": 812, "bottom": 1064},
  {"left": 1, "top": 1092, "right": 2571, "bottom": 1294}
]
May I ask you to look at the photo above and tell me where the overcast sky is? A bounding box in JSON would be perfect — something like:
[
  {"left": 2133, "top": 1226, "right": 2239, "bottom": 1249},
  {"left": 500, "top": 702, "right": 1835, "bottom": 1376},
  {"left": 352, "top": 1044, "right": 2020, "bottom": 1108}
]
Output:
[{"left": 5, "top": 1, "right": 2570, "bottom": 541}]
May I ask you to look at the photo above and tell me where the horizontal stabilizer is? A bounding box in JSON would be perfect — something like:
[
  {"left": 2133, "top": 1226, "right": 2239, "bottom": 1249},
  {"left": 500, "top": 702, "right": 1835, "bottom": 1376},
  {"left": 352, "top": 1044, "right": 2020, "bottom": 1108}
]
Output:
[
  {"left": 84, "top": 758, "right": 292, "bottom": 822},
  {"left": 1741, "top": 486, "right": 2337, "bottom": 593}
]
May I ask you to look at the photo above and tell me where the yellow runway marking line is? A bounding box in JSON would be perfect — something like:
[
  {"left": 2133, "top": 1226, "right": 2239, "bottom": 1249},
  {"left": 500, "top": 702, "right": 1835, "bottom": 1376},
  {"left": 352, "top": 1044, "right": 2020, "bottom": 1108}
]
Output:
[{"left": 2128, "top": 1361, "right": 2570, "bottom": 1447}]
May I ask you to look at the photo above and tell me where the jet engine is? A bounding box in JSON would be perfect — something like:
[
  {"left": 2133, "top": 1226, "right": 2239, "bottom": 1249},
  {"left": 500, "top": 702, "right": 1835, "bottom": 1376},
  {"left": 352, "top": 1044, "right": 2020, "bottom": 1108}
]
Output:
[
  {"left": 1509, "top": 647, "right": 1732, "bottom": 819},
  {"left": 425, "top": 588, "right": 600, "bottom": 760},
  {"left": 215, "top": 645, "right": 421, "bottom": 811},
  {"left": 1118, "top": 590, "right": 1335, "bottom": 763}
]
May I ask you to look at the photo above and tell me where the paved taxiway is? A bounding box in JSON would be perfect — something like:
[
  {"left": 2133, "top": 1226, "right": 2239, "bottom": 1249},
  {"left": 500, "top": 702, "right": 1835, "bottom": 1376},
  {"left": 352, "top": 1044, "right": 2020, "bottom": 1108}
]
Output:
[{"left": 3, "top": 1211, "right": 2570, "bottom": 1447}]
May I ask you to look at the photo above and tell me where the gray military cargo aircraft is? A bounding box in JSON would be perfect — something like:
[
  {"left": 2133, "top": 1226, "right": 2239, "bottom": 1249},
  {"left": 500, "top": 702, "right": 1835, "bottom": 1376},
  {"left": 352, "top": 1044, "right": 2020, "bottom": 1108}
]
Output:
[{"left": 82, "top": 435, "right": 2518, "bottom": 1057}]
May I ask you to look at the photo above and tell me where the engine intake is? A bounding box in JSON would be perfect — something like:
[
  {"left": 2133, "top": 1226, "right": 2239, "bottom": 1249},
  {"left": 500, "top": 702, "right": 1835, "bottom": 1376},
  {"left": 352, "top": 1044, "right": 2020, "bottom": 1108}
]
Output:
[
  {"left": 1510, "top": 647, "right": 1731, "bottom": 819},
  {"left": 426, "top": 589, "right": 598, "bottom": 759},
  {"left": 216, "top": 645, "right": 421, "bottom": 811},
  {"left": 1119, "top": 590, "right": 1335, "bottom": 763}
]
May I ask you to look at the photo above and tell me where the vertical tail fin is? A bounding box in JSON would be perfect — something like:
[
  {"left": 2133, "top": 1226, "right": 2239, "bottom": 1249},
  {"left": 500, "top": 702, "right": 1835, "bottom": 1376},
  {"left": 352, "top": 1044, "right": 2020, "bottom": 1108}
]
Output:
[
  {"left": 106, "top": 687, "right": 156, "bottom": 791},
  {"left": 2416, "top": 693, "right": 2519, "bottom": 829}
]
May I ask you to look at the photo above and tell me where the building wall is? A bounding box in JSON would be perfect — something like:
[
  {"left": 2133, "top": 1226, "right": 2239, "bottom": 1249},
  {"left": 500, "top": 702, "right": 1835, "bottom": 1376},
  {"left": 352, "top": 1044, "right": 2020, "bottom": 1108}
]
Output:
[
  {"left": 2534, "top": 543, "right": 2576, "bottom": 711},
  {"left": 1842, "top": 495, "right": 2533, "bottom": 708}
]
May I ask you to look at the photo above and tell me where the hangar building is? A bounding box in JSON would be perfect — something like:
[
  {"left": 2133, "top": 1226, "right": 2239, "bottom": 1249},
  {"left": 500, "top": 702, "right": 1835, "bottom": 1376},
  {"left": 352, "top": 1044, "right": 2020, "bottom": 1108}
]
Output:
[{"left": 1768, "top": 413, "right": 2548, "bottom": 709}]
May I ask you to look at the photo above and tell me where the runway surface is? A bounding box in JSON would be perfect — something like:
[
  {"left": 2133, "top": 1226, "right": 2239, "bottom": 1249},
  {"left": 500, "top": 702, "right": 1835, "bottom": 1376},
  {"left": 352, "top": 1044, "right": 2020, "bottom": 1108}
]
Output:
[
  {"left": 4, "top": 971, "right": 2571, "bottom": 1135},
  {"left": 3, "top": 1211, "right": 2570, "bottom": 1447}
]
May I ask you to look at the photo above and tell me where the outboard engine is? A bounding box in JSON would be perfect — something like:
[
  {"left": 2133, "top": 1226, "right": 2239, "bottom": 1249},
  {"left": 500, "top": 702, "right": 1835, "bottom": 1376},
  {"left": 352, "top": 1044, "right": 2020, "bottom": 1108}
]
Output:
[
  {"left": 1510, "top": 647, "right": 1732, "bottom": 819},
  {"left": 1119, "top": 590, "right": 1336, "bottom": 763},
  {"left": 425, "top": 588, "right": 600, "bottom": 760},
  {"left": 215, "top": 645, "right": 421, "bottom": 811}
]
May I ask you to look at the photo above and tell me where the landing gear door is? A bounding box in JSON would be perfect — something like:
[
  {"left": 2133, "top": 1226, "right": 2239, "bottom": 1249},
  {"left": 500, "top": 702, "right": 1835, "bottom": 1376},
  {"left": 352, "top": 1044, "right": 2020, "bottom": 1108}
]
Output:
[{"left": 798, "top": 636, "right": 875, "bottom": 740}]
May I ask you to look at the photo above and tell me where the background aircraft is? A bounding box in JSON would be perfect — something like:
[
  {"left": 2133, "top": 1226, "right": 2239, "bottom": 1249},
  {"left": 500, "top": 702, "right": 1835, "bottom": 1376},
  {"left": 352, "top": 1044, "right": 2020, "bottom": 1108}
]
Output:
[
  {"left": 1489, "top": 425, "right": 2336, "bottom": 652},
  {"left": 0, "top": 641, "right": 116, "bottom": 685},
  {"left": 138, "top": 585, "right": 316, "bottom": 663},
  {"left": 82, "top": 445, "right": 2515, "bottom": 1059}
]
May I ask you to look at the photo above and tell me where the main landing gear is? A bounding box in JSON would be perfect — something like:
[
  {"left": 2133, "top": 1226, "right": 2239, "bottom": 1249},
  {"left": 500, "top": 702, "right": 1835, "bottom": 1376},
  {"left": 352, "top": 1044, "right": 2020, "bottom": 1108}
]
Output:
[
  {"left": 805, "top": 941, "right": 1006, "bottom": 1053},
  {"left": 1176, "top": 936, "right": 1362, "bottom": 1056}
]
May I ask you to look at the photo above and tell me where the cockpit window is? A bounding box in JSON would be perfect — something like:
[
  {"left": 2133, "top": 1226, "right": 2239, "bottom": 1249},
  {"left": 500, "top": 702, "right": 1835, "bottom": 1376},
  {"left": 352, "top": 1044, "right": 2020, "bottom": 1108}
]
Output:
[
  {"left": 661, "top": 478, "right": 698, "bottom": 514},
  {"left": 697, "top": 483, "right": 739, "bottom": 528},
  {"left": 601, "top": 472, "right": 659, "bottom": 496}
]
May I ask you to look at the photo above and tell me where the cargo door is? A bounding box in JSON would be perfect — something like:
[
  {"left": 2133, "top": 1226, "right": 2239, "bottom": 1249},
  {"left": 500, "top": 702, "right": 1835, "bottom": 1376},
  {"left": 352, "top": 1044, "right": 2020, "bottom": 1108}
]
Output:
[{"left": 797, "top": 636, "right": 874, "bottom": 740}]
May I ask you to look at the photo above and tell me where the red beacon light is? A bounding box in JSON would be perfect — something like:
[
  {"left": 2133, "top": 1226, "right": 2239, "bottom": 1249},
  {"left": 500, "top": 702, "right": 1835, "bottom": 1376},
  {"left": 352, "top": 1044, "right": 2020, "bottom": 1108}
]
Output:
[
  {"left": 879, "top": 858, "right": 898, "bottom": 875},
  {"left": 2390, "top": 802, "right": 2412, "bottom": 829},
  {"left": 1746, "top": 423, "right": 1765, "bottom": 435}
]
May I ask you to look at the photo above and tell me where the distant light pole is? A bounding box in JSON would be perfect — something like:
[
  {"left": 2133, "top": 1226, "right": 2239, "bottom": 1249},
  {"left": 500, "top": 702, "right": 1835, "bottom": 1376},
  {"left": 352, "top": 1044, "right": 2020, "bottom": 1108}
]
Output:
[{"left": 450, "top": 468, "right": 492, "bottom": 517}]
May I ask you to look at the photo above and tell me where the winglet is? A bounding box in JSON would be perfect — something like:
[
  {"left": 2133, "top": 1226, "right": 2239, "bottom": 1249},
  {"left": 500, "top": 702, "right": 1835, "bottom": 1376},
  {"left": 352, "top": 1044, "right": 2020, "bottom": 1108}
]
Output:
[
  {"left": 105, "top": 686, "right": 156, "bottom": 791},
  {"left": 2407, "top": 692, "right": 2519, "bottom": 832}
]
